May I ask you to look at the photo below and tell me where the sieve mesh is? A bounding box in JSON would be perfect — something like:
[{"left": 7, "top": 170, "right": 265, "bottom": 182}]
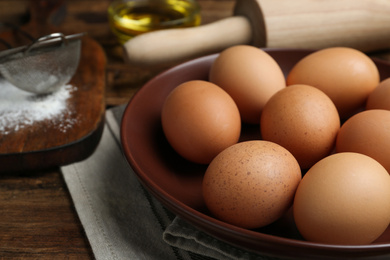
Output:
[{"left": 0, "top": 33, "right": 83, "bottom": 94}]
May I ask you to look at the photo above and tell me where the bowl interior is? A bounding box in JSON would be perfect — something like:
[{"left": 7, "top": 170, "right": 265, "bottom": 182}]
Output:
[{"left": 121, "top": 49, "right": 390, "bottom": 259}]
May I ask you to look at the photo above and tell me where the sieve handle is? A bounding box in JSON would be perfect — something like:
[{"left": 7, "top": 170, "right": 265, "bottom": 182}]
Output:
[
  {"left": 0, "top": 32, "right": 86, "bottom": 62},
  {"left": 25, "top": 33, "right": 67, "bottom": 54}
]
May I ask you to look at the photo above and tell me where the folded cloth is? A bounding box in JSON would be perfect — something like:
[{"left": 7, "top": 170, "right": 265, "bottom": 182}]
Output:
[{"left": 61, "top": 105, "right": 277, "bottom": 260}]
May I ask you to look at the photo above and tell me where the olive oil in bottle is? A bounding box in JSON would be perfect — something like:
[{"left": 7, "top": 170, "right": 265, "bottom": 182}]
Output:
[{"left": 108, "top": 0, "right": 201, "bottom": 44}]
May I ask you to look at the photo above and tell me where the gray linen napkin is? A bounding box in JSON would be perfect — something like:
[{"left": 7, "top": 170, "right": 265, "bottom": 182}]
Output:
[{"left": 61, "top": 105, "right": 277, "bottom": 260}]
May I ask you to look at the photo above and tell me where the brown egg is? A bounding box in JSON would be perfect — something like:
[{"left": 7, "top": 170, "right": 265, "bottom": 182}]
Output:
[
  {"left": 209, "top": 45, "right": 286, "bottom": 124},
  {"left": 336, "top": 109, "right": 390, "bottom": 173},
  {"left": 293, "top": 152, "right": 390, "bottom": 245},
  {"left": 366, "top": 78, "right": 390, "bottom": 110},
  {"left": 287, "top": 47, "right": 380, "bottom": 119},
  {"left": 161, "top": 80, "right": 241, "bottom": 164},
  {"left": 202, "top": 140, "right": 301, "bottom": 229},
  {"left": 261, "top": 84, "right": 340, "bottom": 169}
]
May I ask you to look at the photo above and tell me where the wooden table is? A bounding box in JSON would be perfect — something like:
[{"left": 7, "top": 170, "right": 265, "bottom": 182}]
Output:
[
  {"left": 0, "top": 0, "right": 234, "bottom": 258},
  {"left": 1, "top": 1, "right": 390, "bottom": 259}
]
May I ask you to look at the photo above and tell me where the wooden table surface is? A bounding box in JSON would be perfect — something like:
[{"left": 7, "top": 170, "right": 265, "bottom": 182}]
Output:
[
  {"left": 1, "top": 1, "right": 390, "bottom": 259},
  {"left": 0, "top": 0, "right": 234, "bottom": 259}
]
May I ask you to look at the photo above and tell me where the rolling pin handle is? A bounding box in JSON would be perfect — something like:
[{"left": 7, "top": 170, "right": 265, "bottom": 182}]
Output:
[{"left": 123, "top": 16, "right": 253, "bottom": 67}]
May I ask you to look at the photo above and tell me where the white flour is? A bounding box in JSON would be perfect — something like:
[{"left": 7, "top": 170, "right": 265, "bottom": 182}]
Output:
[{"left": 0, "top": 78, "right": 77, "bottom": 135}]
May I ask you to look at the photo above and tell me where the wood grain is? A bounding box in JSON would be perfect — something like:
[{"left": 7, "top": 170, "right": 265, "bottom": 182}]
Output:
[{"left": 0, "top": 169, "right": 94, "bottom": 259}]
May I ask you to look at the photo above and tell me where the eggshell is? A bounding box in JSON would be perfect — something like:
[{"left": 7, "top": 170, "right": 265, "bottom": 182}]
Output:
[
  {"left": 293, "top": 152, "right": 390, "bottom": 245},
  {"left": 202, "top": 140, "right": 301, "bottom": 229},
  {"left": 161, "top": 80, "right": 241, "bottom": 164},
  {"left": 336, "top": 109, "right": 390, "bottom": 173},
  {"left": 287, "top": 47, "right": 380, "bottom": 119},
  {"left": 366, "top": 78, "right": 390, "bottom": 110},
  {"left": 209, "top": 45, "right": 286, "bottom": 124},
  {"left": 261, "top": 84, "right": 340, "bottom": 169}
]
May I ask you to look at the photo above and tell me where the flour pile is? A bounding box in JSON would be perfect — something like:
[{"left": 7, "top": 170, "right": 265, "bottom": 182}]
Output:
[{"left": 0, "top": 78, "right": 77, "bottom": 135}]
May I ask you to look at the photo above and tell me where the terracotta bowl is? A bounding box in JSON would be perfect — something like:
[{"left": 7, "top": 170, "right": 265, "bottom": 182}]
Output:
[{"left": 121, "top": 49, "right": 390, "bottom": 259}]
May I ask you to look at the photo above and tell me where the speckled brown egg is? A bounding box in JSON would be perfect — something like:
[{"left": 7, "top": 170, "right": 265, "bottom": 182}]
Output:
[
  {"left": 209, "top": 45, "right": 286, "bottom": 124},
  {"left": 161, "top": 80, "right": 241, "bottom": 164},
  {"left": 293, "top": 152, "right": 390, "bottom": 245},
  {"left": 261, "top": 84, "right": 340, "bottom": 169},
  {"left": 366, "top": 78, "right": 390, "bottom": 111},
  {"left": 336, "top": 109, "right": 390, "bottom": 174},
  {"left": 202, "top": 140, "right": 301, "bottom": 229},
  {"left": 287, "top": 47, "right": 380, "bottom": 119}
]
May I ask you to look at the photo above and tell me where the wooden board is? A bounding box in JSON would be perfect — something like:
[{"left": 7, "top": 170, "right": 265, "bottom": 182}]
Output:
[{"left": 0, "top": 36, "right": 106, "bottom": 172}]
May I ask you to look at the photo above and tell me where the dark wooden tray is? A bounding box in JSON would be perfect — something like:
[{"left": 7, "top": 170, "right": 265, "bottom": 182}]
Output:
[{"left": 0, "top": 36, "right": 106, "bottom": 172}]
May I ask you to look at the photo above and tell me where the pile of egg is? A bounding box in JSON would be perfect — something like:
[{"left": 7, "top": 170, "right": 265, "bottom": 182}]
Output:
[{"left": 161, "top": 45, "right": 390, "bottom": 245}]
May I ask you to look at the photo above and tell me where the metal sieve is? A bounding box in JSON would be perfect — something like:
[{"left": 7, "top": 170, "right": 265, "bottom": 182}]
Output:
[{"left": 0, "top": 32, "right": 85, "bottom": 94}]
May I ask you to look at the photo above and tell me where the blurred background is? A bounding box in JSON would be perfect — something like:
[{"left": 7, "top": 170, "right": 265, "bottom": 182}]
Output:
[{"left": 0, "top": 0, "right": 235, "bottom": 107}]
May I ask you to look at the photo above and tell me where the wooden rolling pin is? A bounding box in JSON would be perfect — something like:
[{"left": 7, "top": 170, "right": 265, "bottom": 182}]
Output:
[{"left": 123, "top": 0, "right": 390, "bottom": 67}]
